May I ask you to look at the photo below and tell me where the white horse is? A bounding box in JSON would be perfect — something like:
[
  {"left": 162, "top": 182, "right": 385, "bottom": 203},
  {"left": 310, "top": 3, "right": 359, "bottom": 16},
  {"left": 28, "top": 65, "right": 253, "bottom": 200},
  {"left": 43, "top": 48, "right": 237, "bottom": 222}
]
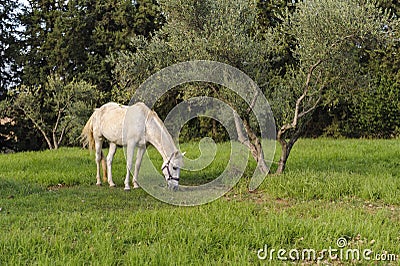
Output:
[{"left": 81, "top": 102, "right": 183, "bottom": 191}]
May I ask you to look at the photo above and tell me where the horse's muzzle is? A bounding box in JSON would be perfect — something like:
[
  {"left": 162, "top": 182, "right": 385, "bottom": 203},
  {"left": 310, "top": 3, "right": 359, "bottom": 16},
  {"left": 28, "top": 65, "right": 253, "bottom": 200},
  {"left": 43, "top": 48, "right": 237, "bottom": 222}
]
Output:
[{"left": 167, "top": 179, "right": 179, "bottom": 191}]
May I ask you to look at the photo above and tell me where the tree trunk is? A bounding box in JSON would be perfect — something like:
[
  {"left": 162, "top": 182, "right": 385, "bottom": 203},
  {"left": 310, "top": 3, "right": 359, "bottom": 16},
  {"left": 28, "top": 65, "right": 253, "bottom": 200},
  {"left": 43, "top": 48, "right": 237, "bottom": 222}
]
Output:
[
  {"left": 274, "top": 60, "right": 323, "bottom": 174},
  {"left": 53, "top": 135, "right": 59, "bottom": 150},
  {"left": 276, "top": 141, "right": 287, "bottom": 174},
  {"left": 276, "top": 126, "right": 301, "bottom": 174},
  {"left": 212, "top": 119, "right": 217, "bottom": 139},
  {"left": 252, "top": 134, "right": 269, "bottom": 174},
  {"left": 20, "top": 108, "right": 54, "bottom": 149},
  {"left": 233, "top": 112, "right": 269, "bottom": 174},
  {"left": 276, "top": 140, "right": 293, "bottom": 174}
]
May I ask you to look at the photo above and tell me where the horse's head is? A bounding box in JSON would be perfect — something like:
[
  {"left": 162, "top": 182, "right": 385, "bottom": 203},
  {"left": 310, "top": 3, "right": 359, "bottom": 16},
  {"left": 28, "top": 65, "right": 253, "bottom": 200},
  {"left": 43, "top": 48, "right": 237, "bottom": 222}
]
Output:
[{"left": 162, "top": 151, "right": 184, "bottom": 191}]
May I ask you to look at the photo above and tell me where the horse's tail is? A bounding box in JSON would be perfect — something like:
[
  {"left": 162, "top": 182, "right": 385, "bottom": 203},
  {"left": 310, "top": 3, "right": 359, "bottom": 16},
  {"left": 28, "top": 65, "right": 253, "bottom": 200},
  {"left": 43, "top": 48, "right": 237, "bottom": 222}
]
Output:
[
  {"left": 81, "top": 113, "right": 95, "bottom": 151},
  {"left": 81, "top": 111, "right": 107, "bottom": 182}
]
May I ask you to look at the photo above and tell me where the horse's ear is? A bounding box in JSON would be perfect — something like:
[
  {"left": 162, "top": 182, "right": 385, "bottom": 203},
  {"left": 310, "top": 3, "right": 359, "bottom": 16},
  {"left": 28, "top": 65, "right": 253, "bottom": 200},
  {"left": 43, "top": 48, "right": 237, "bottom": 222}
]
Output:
[{"left": 182, "top": 151, "right": 186, "bottom": 157}]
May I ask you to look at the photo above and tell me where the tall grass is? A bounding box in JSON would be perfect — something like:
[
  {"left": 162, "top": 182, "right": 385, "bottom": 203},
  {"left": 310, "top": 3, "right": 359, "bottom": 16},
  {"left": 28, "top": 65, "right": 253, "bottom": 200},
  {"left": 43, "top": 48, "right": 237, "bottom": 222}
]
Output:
[
  {"left": 263, "top": 139, "right": 400, "bottom": 204},
  {"left": 0, "top": 139, "right": 399, "bottom": 265}
]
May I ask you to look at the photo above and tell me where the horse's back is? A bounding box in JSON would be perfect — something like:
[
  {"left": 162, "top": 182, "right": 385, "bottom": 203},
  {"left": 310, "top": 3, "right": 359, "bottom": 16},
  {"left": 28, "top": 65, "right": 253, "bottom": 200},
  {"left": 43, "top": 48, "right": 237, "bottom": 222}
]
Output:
[
  {"left": 92, "top": 102, "right": 150, "bottom": 146},
  {"left": 124, "top": 103, "right": 150, "bottom": 146}
]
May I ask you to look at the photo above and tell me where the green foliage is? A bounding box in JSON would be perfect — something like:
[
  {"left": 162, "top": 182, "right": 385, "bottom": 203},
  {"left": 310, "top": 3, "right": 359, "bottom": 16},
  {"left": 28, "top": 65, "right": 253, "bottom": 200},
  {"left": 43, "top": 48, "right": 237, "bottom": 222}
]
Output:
[
  {"left": 332, "top": 75, "right": 400, "bottom": 138},
  {"left": 114, "top": 0, "right": 277, "bottom": 93},
  {"left": 0, "top": 0, "right": 165, "bottom": 151},
  {"left": 257, "top": 0, "right": 289, "bottom": 28},
  {"left": 8, "top": 74, "right": 98, "bottom": 149},
  {"left": 378, "top": 0, "right": 400, "bottom": 17},
  {"left": 2, "top": 0, "right": 400, "bottom": 153},
  {"left": 296, "top": 0, "right": 392, "bottom": 97},
  {"left": 0, "top": 0, "right": 21, "bottom": 96},
  {"left": 134, "top": 0, "right": 165, "bottom": 36},
  {"left": 19, "top": 0, "right": 163, "bottom": 94},
  {"left": 273, "top": 0, "right": 399, "bottom": 132},
  {"left": 113, "top": 0, "right": 280, "bottom": 141},
  {"left": 298, "top": 0, "right": 400, "bottom": 138}
]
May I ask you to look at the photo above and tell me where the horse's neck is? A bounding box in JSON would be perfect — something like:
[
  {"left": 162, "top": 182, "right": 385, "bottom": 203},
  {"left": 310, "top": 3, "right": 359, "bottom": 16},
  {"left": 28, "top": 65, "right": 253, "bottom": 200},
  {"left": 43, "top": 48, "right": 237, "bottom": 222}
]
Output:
[{"left": 146, "top": 114, "right": 177, "bottom": 161}]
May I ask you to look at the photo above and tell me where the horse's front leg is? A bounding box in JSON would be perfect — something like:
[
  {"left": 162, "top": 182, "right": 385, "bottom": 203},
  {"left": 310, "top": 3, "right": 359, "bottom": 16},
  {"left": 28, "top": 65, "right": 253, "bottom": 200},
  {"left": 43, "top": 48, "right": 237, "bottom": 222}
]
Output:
[
  {"left": 133, "top": 146, "right": 145, "bottom": 189},
  {"left": 124, "top": 142, "right": 136, "bottom": 191},
  {"left": 106, "top": 143, "right": 117, "bottom": 187}
]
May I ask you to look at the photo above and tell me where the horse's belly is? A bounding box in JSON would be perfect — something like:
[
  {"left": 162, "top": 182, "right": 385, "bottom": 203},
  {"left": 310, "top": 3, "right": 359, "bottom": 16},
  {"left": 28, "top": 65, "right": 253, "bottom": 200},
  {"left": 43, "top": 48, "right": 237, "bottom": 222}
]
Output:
[
  {"left": 101, "top": 127, "right": 124, "bottom": 145},
  {"left": 95, "top": 102, "right": 147, "bottom": 147},
  {"left": 101, "top": 122, "right": 145, "bottom": 146},
  {"left": 99, "top": 107, "right": 126, "bottom": 145}
]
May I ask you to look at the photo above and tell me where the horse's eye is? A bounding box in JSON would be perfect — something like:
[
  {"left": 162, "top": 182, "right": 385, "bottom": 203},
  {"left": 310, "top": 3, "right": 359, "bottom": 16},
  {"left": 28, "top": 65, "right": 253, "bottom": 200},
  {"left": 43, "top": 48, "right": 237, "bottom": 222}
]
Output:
[{"left": 172, "top": 166, "right": 178, "bottom": 170}]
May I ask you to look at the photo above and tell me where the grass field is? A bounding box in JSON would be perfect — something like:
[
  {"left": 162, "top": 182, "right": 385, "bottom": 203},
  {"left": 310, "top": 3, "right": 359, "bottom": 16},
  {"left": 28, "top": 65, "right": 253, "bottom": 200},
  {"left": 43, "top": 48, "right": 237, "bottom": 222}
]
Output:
[{"left": 0, "top": 139, "right": 399, "bottom": 265}]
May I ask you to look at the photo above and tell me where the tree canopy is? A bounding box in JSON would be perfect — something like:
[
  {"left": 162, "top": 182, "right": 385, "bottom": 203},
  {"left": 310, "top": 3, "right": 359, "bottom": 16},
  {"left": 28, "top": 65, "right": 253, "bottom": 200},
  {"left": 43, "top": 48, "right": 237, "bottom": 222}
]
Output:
[
  {"left": 113, "top": 0, "right": 399, "bottom": 173},
  {"left": 0, "top": 0, "right": 399, "bottom": 161},
  {"left": 18, "top": 0, "right": 163, "bottom": 94},
  {"left": 0, "top": 0, "right": 21, "bottom": 99},
  {"left": 1, "top": 0, "right": 164, "bottom": 151},
  {"left": 272, "top": 0, "right": 399, "bottom": 172}
]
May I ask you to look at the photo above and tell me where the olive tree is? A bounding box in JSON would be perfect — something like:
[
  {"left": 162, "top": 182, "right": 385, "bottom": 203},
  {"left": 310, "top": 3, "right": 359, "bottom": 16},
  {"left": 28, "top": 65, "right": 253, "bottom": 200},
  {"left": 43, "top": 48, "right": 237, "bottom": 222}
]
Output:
[
  {"left": 272, "top": 0, "right": 398, "bottom": 173},
  {"left": 113, "top": 0, "right": 398, "bottom": 175},
  {"left": 8, "top": 75, "right": 97, "bottom": 149},
  {"left": 113, "top": 0, "right": 279, "bottom": 173}
]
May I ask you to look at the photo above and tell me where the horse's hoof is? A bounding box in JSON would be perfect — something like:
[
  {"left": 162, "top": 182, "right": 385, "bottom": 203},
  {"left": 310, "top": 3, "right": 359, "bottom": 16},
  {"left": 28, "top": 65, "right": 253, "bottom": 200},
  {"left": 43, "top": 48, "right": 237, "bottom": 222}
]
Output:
[
  {"left": 109, "top": 184, "right": 116, "bottom": 188},
  {"left": 96, "top": 183, "right": 102, "bottom": 186},
  {"left": 124, "top": 187, "right": 131, "bottom": 191}
]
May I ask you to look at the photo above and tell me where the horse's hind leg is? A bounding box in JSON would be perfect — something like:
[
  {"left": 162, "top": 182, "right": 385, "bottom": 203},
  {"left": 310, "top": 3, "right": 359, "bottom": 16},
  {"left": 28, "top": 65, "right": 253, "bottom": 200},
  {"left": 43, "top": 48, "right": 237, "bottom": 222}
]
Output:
[
  {"left": 101, "top": 153, "right": 107, "bottom": 183},
  {"left": 106, "top": 143, "right": 117, "bottom": 187},
  {"left": 95, "top": 140, "right": 103, "bottom": 186}
]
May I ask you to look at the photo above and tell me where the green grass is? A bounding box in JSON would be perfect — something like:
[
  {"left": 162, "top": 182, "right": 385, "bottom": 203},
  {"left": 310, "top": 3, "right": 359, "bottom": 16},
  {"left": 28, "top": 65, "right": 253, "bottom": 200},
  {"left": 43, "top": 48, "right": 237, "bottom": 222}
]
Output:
[{"left": 0, "top": 139, "right": 399, "bottom": 265}]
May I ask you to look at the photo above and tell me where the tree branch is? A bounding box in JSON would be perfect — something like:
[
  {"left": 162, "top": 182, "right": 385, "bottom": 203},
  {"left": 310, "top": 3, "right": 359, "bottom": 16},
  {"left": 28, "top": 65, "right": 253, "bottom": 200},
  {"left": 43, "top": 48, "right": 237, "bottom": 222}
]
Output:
[
  {"left": 278, "top": 59, "right": 323, "bottom": 141},
  {"left": 298, "top": 96, "right": 321, "bottom": 119},
  {"left": 53, "top": 109, "right": 62, "bottom": 149},
  {"left": 246, "top": 89, "right": 259, "bottom": 114},
  {"left": 57, "top": 118, "right": 72, "bottom": 147},
  {"left": 18, "top": 106, "right": 53, "bottom": 149}
]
